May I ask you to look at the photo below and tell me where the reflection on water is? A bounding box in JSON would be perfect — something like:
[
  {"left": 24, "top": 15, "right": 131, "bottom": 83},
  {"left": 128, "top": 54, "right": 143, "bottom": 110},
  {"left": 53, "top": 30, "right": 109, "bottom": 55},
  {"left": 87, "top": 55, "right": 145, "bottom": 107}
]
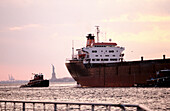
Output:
[{"left": 0, "top": 82, "right": 169, "bottom": 110}]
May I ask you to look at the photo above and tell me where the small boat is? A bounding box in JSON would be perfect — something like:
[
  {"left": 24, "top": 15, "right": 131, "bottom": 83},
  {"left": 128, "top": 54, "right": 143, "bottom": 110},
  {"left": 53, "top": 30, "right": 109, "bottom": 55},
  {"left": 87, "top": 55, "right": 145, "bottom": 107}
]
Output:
[
  {"left": 146, "top": 69, "right": 170, "bottom": 87},
  {"left": 20, "top": 73, "right": 49, "bottom": 87}
]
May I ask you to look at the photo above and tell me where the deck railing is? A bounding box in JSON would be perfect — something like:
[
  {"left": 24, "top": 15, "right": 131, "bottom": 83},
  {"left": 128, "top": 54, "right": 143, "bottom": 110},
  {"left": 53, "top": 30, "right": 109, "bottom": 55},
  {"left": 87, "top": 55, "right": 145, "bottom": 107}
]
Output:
[{"left": 0, "top": 100, "right": 151, "bottom": 111}]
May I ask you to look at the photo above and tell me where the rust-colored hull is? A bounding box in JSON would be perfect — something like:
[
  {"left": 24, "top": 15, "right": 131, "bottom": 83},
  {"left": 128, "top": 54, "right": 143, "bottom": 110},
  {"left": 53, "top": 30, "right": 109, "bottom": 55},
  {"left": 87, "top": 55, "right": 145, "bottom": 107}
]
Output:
[{"left": 65, "top": 58, "right": 170, "bottom": 87}]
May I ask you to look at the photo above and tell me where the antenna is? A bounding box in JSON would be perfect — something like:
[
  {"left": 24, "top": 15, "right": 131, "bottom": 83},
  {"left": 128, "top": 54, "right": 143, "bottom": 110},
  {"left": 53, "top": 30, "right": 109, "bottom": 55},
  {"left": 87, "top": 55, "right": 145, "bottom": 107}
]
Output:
[
  {"left": 95, "top": 26, "right": 100, "bottom": 42},
  {"left": 8, "top": 74, "right": 11, "bottom": 80},
  {"left": 72, "top": 40, "right": 74, "bottom": 59}
]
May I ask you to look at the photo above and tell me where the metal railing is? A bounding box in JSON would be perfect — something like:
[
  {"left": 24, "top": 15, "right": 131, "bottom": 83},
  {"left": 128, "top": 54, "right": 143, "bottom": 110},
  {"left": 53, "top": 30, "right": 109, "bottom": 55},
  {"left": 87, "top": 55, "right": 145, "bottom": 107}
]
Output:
[{"left": 0, "top": 100, "right": 151, "bottom": 111}]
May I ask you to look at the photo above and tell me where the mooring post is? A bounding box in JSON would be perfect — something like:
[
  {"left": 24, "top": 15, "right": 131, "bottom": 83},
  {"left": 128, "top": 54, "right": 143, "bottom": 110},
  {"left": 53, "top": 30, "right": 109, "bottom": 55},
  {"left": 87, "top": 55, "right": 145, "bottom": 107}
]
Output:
[
  {"left": 141, "top": 56, "right": 143, "bottom": 61},
  {"left": 163, "top": 55, "right": 166, "bottom": 60},
  {"left": 23, "top": 102, "right": 25, "bottom": 111},
  {"left": 54, "top": 103, "right": 57, "bottom": 111}
]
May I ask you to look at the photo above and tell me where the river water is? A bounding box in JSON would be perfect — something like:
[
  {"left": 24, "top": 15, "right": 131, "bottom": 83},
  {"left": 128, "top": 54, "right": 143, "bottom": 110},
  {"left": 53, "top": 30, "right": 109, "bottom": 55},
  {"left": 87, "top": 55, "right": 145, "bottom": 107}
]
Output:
[{"left": 0, "top": 82, "right": 169, "bottom": 111}]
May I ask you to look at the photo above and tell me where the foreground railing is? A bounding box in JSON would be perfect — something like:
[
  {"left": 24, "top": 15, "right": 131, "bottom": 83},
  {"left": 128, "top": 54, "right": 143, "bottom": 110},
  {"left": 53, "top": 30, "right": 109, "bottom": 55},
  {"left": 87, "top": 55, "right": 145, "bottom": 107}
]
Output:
[{"left": 0, "top": 100, "right": 150, "bottom": 111}]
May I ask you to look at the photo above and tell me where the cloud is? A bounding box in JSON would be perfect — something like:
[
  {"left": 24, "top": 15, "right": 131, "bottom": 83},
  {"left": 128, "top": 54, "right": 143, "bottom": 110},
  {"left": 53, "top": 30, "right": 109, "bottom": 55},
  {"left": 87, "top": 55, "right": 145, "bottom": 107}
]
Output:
[
  {"left": 1, "top": 0, "right": 170, "bottom": 80},
  {"left": 9, "top": 24, "right": 42, "bottom": 31},
  {"left": 9, "top": 27, "right": 23, "bottom": 31},
  {"left": 102, "top": 14, "right": 170, "bottom": 23},
  {"left": 108, "top": 26, "right": 170, "bottom": 43},
  {"left": 135, "top": 15, "right": 170, "bottom": 22}
]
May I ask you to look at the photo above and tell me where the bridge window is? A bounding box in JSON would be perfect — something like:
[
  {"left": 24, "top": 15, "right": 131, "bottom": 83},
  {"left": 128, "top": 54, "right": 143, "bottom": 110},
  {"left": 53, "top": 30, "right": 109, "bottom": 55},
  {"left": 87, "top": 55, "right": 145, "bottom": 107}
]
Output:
[
  {"left": 92, "top": 50, "right": 97, "bottom": 53},
  {"left": 101, "top": 59, "right": 108, "bottom": 61},
  {"left": 109, "top": 50, "right": 114, "bottom": 53},
  {"left": 96, "top": 59, "right": 100, "bottom": 61},
  {"left": 110, "top": 59, "right": 117, "bottom": 61},
  {"left": 104, "top": 59, "right": 108, "bottom": 61}
]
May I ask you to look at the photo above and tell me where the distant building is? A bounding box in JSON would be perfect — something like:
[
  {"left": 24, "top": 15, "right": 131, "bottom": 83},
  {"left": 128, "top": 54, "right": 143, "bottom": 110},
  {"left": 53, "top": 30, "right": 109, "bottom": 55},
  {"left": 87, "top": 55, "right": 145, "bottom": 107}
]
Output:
[
  {"left": 50, "top": 64, "right": 58, "bottom": 82},
  {"left": 8, "top": 74, "right": 15, "bottom": 81}
]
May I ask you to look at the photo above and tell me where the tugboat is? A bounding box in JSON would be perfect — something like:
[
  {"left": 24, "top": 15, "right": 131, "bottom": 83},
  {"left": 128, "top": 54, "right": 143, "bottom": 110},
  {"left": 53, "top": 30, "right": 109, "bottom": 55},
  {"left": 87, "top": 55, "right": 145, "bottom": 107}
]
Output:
[{"left": 20, "top": 73, "right": 49, "bottom": 87}]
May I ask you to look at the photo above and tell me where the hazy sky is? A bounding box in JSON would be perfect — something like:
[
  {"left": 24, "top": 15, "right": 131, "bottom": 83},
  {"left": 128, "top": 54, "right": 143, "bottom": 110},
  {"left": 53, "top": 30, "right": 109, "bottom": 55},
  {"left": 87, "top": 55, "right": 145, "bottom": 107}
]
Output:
[{"left": 0, "top": 0, "right": 170, "bottom": 81}]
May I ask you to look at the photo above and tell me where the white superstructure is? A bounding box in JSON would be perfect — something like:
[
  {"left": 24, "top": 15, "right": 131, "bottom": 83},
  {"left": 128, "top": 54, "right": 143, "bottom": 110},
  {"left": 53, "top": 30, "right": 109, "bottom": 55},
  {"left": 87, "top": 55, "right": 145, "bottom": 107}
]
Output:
[
  {"left": 82, "top": 42, "right": 124, "bottom": 64},
  {"left": 75, "top": 28, "right": 125, "bottom": 64}
]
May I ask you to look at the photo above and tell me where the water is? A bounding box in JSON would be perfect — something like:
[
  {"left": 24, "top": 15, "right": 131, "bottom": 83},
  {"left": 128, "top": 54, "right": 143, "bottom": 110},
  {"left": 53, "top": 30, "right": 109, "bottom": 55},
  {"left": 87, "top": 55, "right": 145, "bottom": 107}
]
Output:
[{"left": 0, "top": 82, "right": 169, "bottom": 110}]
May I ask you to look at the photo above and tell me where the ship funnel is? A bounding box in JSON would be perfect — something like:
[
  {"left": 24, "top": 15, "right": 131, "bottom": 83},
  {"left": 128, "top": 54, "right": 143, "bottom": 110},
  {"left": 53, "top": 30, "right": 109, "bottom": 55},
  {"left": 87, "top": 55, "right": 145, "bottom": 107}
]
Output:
[{"left": 86, "top": 34, "right": 95, "bottom": 47}]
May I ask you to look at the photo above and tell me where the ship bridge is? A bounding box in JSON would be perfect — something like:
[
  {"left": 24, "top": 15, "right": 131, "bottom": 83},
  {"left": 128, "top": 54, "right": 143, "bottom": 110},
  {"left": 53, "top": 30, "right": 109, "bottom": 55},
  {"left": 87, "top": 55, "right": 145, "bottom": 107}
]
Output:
[
  {"left": 92, "top": 42, "right": 117, "bottom": 47},
  {"left": 72, "top": 27, "right": 125, "bottom": 64},
  {"left": 82, "top": 42, "right": 125, "bottom": 64}
]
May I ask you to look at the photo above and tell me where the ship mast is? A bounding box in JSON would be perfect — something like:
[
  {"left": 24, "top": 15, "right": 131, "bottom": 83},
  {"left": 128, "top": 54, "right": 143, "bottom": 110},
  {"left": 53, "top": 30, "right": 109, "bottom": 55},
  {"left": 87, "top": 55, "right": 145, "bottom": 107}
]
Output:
[
  {"left": 72, "top": 40, "right": 74, "bottom": 59},
  {"left": 95, "top": 26, "right": 100, "bottom": 43}
]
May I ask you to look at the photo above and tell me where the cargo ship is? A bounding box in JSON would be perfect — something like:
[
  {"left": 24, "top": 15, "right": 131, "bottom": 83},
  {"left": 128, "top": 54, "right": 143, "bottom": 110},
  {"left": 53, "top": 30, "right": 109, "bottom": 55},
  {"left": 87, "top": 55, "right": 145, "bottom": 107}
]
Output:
[
  {"left": 20, "top": 73, "right": 49, "bottom": 87},
  {"left": 65, "top": 27, "right": 170, "bottom": 87}
]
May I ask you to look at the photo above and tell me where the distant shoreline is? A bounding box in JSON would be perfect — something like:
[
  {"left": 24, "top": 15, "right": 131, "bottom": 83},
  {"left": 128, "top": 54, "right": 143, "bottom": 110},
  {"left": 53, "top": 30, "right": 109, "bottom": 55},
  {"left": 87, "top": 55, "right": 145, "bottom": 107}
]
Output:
[{"left": 0, "top": 77, "right": 75, "bottom": 85}]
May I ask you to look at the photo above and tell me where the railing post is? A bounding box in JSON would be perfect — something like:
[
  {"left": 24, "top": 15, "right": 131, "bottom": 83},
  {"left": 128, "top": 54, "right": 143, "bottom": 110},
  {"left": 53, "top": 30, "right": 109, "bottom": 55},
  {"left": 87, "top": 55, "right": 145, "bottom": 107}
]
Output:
[
  {"left": 5, "top": 102, "right": 6, "bottom": 111},
  {"left": 54, "top": 103, "right": 57, "bottom": 111},
  {"left": 119, "top": 104, "right": 125, "bottom": 111},
  {"left": 23, "top": 102, "right": 25, "bottom": 111},
  {"left": 137, "top": 106, "right": 145, "bottom": 111},
  {"left": 66, "top": 104, "right": 69, "bottom": 111},
  {"left": 92, "top": 105, "right": 94, "bottom": 111},
  {"left": 33, "top": 103, "right": 35, "bottom": 111},
  {"left": 79, "top": 104, "right": 81, "bottom": 111},
  {"left": 106, "top": 105, "right": 111, "bottom": 111},
  {"left": 43, "top": 103, "right": 45, "bottom": 111},
  {"left": 14, "top": 102, "right": 16, "bottom": 111}
]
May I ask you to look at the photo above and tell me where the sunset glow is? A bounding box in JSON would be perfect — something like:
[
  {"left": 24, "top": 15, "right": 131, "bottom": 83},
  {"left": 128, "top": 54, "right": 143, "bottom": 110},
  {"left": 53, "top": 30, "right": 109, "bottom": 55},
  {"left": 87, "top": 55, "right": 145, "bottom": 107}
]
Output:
[{"left": 0, "top": 0, "right": 170, "bottom": 81}]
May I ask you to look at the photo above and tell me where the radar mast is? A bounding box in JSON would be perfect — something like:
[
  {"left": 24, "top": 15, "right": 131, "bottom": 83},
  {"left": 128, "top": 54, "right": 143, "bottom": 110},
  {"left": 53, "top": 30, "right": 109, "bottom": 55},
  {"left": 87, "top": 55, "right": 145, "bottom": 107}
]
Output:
[{"left": 95, "top": 26, "right": 100, "bottom": 43}]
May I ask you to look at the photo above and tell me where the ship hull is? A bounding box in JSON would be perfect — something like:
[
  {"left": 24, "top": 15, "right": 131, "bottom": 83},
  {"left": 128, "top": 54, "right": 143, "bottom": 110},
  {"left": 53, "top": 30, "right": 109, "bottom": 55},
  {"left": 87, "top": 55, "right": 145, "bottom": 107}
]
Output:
[
  {"left": 66, "top": 58, "right": 170, "bottom": 87},
  {"left": 20, "top": 80, "right": 49, "bottom": 87}
]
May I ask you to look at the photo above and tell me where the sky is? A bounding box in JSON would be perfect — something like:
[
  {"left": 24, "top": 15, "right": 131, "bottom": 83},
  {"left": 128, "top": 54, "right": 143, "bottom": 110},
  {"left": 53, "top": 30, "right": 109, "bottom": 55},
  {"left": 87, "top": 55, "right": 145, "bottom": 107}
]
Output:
[{"left": 0, "top": 0, "right": 170, "bottom": 81}]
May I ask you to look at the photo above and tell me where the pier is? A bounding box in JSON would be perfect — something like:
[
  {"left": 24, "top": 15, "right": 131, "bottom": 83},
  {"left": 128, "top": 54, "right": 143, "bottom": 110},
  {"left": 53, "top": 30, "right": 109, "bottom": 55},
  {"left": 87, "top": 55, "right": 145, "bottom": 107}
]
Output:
[{"left": 0, "top": 100, "right": 150, "bottom": 111}]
